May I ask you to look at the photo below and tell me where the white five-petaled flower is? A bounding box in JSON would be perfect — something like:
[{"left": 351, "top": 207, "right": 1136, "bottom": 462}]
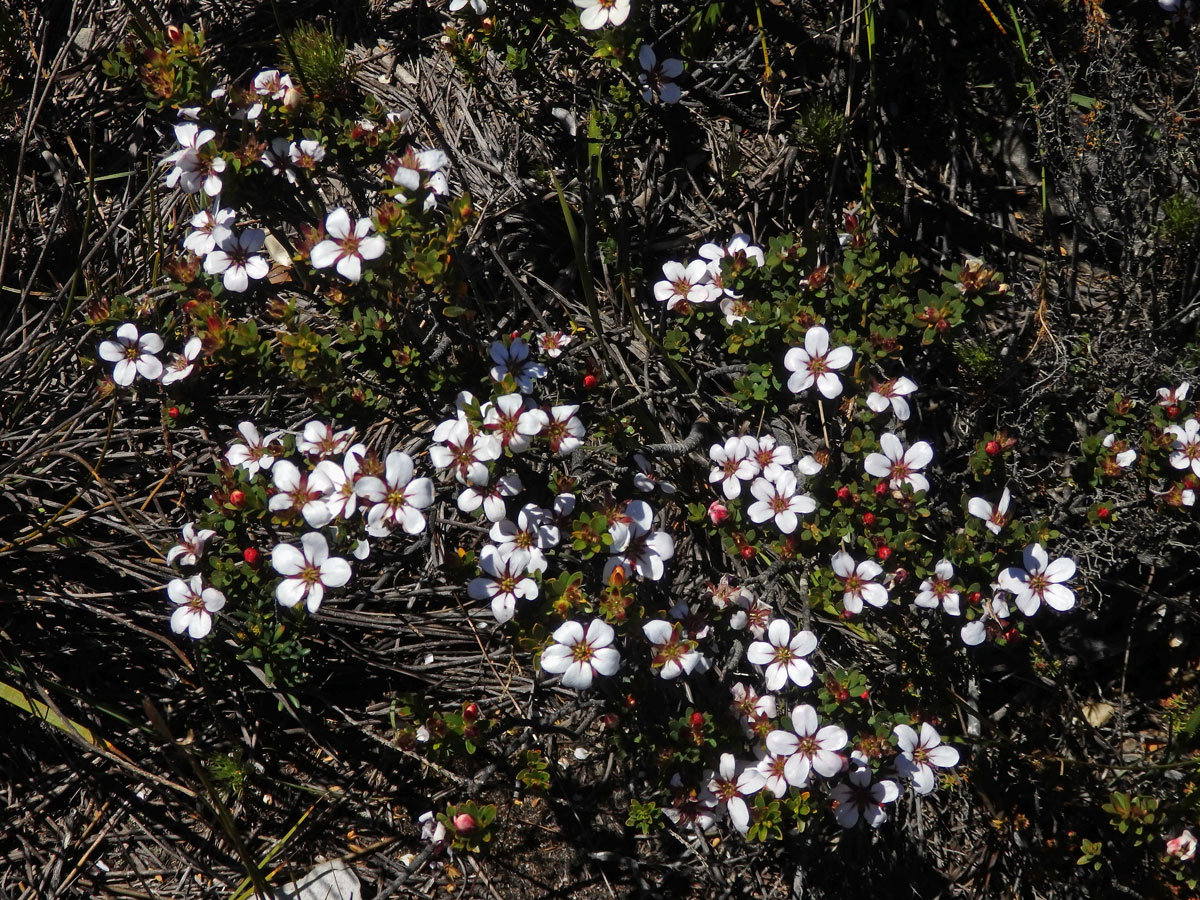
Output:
[
  {"left": 637, "top": 44, "right": 684, "bottom": 104},
  {"left": 429, "top": 416, "right": 503, "bottom": 484},
  {"left": 483, "top": 393, "right": 547, "bottom": 454},
  {"left": 1166, "top": 418, "right": 1200, "bottom": 477},
  {"left": 166, "top": 521, "right": 216, "bottom": 567},
  {"left": 863, "top": 433, "right": 933, "bottom": 493},
  {"left": 997, "top": 543, "right": 1077, "bottom": 616},
  {"left": 831, "top": 551, "right": 888, "bottom": 615},
  {"left": 457, "top": 471, "right": 522, "bottom": 522},
  {"left": 866, "top": 376, "right": 918, "bottom": 421},
  {"left": 702, "top": 754, "right": 765, "bottom": 833},
  {"left": 968, "top": 486, "right": 1012, "bottom": 535},
  {"left": 605, "top": 499, "right": 675, "bottom": 582},
  {"left": 271, "top": 532, "right": 352, "bottom": 614},
  {"left": 98, "top": 323, "right": 164, "bottom": 386},
  {"left": 543, "top": 405, "right": 586, "bottom": 455},
  {"left": 914, "top": 559, "right": 961, "bottom": 616},
  {"left": 536, "top": 330, "right": 572, "bottom": 358},
  {"left": 1167, "top": 829, "right": 1198, "bottom": 862},
  {"left": 765, "top": 704, "right": 848, "bottom": 787},
  {"left": 252, "top": 69, "right": 294, "bottom": 99},
  {"left": 167, "top": 575, "right": 226, "bottom": 639},
  {"left": 746, "top": 619, "right": 818, "bottom": 691},
  {"left": 490, "top": 504, "right": 559, "bottom": 574},
  {"left": 540, "top": 619, "right": 620, "bottom": 689},
  {"left": 354, "top": 451, "right": 435, "bottom": 537},
  {"left": 297, "top": 420, "right": 354, "bottom": 458},
  {"left": 894, "top": 723, "right": 960, "bottom": 795},
  {"left": 449, "top": 0, "right": 488, "bottom": 12},
  {"left": 161, "top": 336, "right": 202, "bottom": 385},
  {"left": 489, "top": 338, "right": 548, "bottom": 394},
  {"left": 743, "top": 435, "right": 795, "bottom": 483},
  {"left": 204, "top": 228, "right": 269, "bottom": 292},
  {"left": 830, "top": 761, "right": 899, "bottom": 828},
  {"left": 573, "top": 0, "right": 630, "bottom": 29},
  {"left": 653, "top": 259, "right": 720, "bottom": 309},
  {"left": 388, "top": 147, "right": 449, "bottom": 192},
  {"left": 310, "top": 208, "right": 386, "bottom": 283},
  {"left": 269, "top": 459, "right": 335, "bottom": 527},
  {"left": 747, "top": 472, "right": 816, "bottom": 534},
  {"left": 288, "top": 139, "right": 326, "bottom": 171},
  {"left": 1102, "top": 433, "right": 1138, "bottom": 469},
  {"left": 708, "top": 436, "right": 759, "bottom": 499},
  {"left": 698, "top": 234, "right": 765, "bottom": 296},
  {"left": 164, "top": 123, "right": 225, "bottom": 196},
  {"left": 313, "top": 444, "right": 364, "bottom": 521},
  {"left": 469, "top": 544, "right": 537, "bottom": 624},
  {"left": 225, "top": 421, "right": 283, "bottom": 475},
  {"left": 642, "top": 620, "right": 703, "bottom": 680},
  {"left": 183, "top": 207, "right": 235, "bottom": 257},
  {"left": 783, "top": 326, "right": 854, "bottom": 399}
]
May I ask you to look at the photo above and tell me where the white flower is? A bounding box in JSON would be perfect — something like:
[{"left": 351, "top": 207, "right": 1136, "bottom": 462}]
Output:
[
  {"left": 261, "top": 137, "right": 298, "bottom": 183},
  {"left": 783, "top": 326, "right": 854, "bottom": 399},
  {"left": 702, "top": 754, "right": 765, "bottom": 833},
  {"left": 225, "top": 421, "right": 283, "bottom": 475},
  {"left": 167, "top": 575, "right": 226, "bottom": 639},
  {"left": 540, "top": 619, "right": 620, "bottom": 689},
  {"left": 429, "top": 416, "right": 503, "bottom": 484},
  {"left": 313, "top": 445, "right": 364, "bottom": 520},
  {"left": 354, "top": 451, "right": 435, "bottom": 537},
  {"left": 765, "top": 704, "right": 848, "bottom": 787},
  {"left": 469, "top": 544, "right": 537, "bottom": 623},
  {"left": 288, "top": 139, "right": 326, "bottom": 171},
  {"left": 708, "top": 436, "right": 759, "bottom": 499},
  {"left": 388, "top": 147, "right": 449, "bottom": 193},
  {"left": 1157, "top": 382, "right": 1190, "bottom": 406},
  {"left": 253, "top": 69, "right": 294, "bottom": 99},
  {"left": 731, "top": 681, "right": 777, "bottom": 737},
  {"left": 449, "top": 0, "right": 488, "bottom": 12},
  {"left": 755, "top": 752, "right": 793, "bottom": 799},
  {"left": 866, "top": 376, "right": 918, "bottom": 421},
  {"left": 98, "top": 323, "right": 164, "bottom": 386},
  {"left": 831, "top": 551, "right": 888, "bottom": 615},
  {"left": 830, "top": 763, "right": 898, "bottom": 828},
  {"left": 746, "top": 472, "right": 816, "bottom": 534},
  {"left": 1167, "top": 829, "right": 1198, "bottom": 861},
  {"left": 633, "top": 452, "right": 676, "bottom": 494},
  {"left": 914, "top": 559, "right": 960, "bottom": 615},
  {"left": 543, "top": 405, "right": 586, "bottom": 455},
  {"left": 1166, "top": 418, "right": 1200, "bottom": 477},
  {"left": 698, "top": 234, "right": 765, "bottom": 292},
  {"left": 1101, "top": 433, "right": 1137, "bottom": 469},
  {"left": 960, "top": 594, "right": 1011, "bottom": 646},
  {"left": 483, "top": 393, "right": 546, "bottom": 454},
  {"left": 183, "top": 207, "right": 235, "bottom": 257},
  {"left": 271, "top": 533, "right": 352, "bottom": 613},
  {"left": 730, "top": 591, "right": 772, "bottom": 639},
  {"left": 997, "top": 543, "right": 1077, "bottom": 615},
  {"left": 166, "top": 521, "right": 216, "bottom": 566},
  {"left": 638, "top": 44, "right": 684, "bottom": 104},
  {"left": 164, "top": 123, "right": 225, "bottom": 196},
  {"left": 967, "top": 487, "right": 1012, "bottom": 535},
  {"left": 743, "top": 435, "right": 795, "bottom": 483},
  {"left": 203, "top": 228, "right": 269, "bottom": 292},
  {"left": 653, "top": 259, "right": 719, "bottom": 309},
  {"left": 269, "top": 459, "right": 335, "bottom": 527},
  {"left": 573, "top": 0, "right": 630, "bottom": 29},
  {"left": 458, "top": 471, "right": 523, "bottom": 521},
  {"left": 894, "top": 723, "right": 959, "bottom": 795},
  {"left": 642, "top": 620, "right": 703, "bottom": 680},
  {"left": 604, "top": 500, "right": 675, "bottom": 582},
  {"left": 489, "top": 338, "right": 547, "bottom": 394},
  {"left": 746, "top": 619, "right": 817, "bottom": 691},
  {"left": 297, "top": 420, "right": 355, "bottom": 458},
  {"left": 490, "top": 504, "right": 559, "bottom": 574},
  {"left": 309, "top": 208, "right": 386, "bottom": 283},
  {"left": 161, "top": 336, "right": 202, "bottom": 385},
  {"left": 863, "top": 433, "right": 933, "bottom": 493},
  {"left": 536, "top": 330, "right": 572, "bottom": 358}
]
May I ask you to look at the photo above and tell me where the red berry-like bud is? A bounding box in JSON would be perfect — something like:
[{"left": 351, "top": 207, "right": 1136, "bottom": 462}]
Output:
[
  {"left": 689, "top": 712, "right": 705, "bottom": 728},
  {"left": 985, "top": 440, "right": 1001, "bottom": 456},
  {"left": 740, "top": 545, "right": 756, "bottom": 559},
  {"left": 167, "top": 406, "right": 180, "bottom": 419},
  {"left": 874, "top": 482, "right": 888, "bottom": 497},
  {"left": 464, "top": 702, "right": 480, "bottom": 722},
  {"left": 835, "top": 688, "right": 850, "bottom": 702},
  {"left": 936, "top": 319, "right": 950, "bottom": 332},
  {"left": 860, "top": 690, "right": 870, "bottom": 699},
  {"left": 229, "top": 489, "right": 246, "bottom": 507},
  {"left": 707, "top": 500, "right": 730, "bottom": 525},
  {"left": 1167, "top": 404, "right": 1180, "bottom": 419},
  {"left": 968, "top": 591, "right": 982, "bottom": 604},
  {"left": 876, "top": 545, "right": 892, "bottom": 561},
  {"left": 861, "top": 512, "right": 876, "bottom": 527},
  {"left": 242, "top": 547, "right": 260, "bottom": 565},
  {"left": 583, "top": 374, "right": 598, "bottom": 389},
  {"left": 1097, "top": 506, "right": 1111, "bottom": 520},
  {"left": 836, "top": 486, "right": 852, "bottom": 502}
]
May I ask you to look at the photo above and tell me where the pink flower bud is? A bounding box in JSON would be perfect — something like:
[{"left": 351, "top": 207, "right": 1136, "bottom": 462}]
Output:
[
  {"left": 707, "top": 500, "right": 729, "bottom": 525},
  {"left": 452, "top": 813, "right": 478, "bottom": 834},
  {"left": 1168, "top": 829, "right": 1197, "bottom": 861}
]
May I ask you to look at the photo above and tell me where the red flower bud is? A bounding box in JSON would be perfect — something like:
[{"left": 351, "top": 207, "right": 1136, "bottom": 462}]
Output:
[
  {"left": 707, "top": 500, "right": 730, "bottom": 525},
  {"left": 836, "top": 486, "right": 852, "bottom": 502},
  {"left": 874, "top": 482, "right": 888, "bottom": 497},
  {"left": 452, "top": 813, "right": 478, "bottom": 834},
  {"left": 861, "top": 512, "right": 876, "bottom": 527},
  {"left": 1097, "top": 506, "right": 1111, "bottom": 520},
  {"left": 876, "top": 545, "right": 892, "bottom": 561},
  {"left": 740, "top": 545, "right": 756, "bottom": 559},
  {"left": 1167, "top": 404, "right": 1180, "bottom": 419},
  {"left": 464, "top": 702, "right": 480, "bottom": 722},
  {"left": 985, "top": 440, "right": 1001, "bottom": 456},
  {"left": 229, "top": 489, "right": 246, "bottom": 507},
  {"left": 689, "top": 712, "right": 705, "bottom": 728},
  {"left": 242, "top": 547, "right": 260, "bottom": 565},
  {"left": 166, "top": 24, "right": 183, "bottom": 45},
  {"left": 583, "top": 374, "right": 598, "bottom": 389},
  {"left": 167, "top": 406, "right": 180, "bottom": 419}
]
